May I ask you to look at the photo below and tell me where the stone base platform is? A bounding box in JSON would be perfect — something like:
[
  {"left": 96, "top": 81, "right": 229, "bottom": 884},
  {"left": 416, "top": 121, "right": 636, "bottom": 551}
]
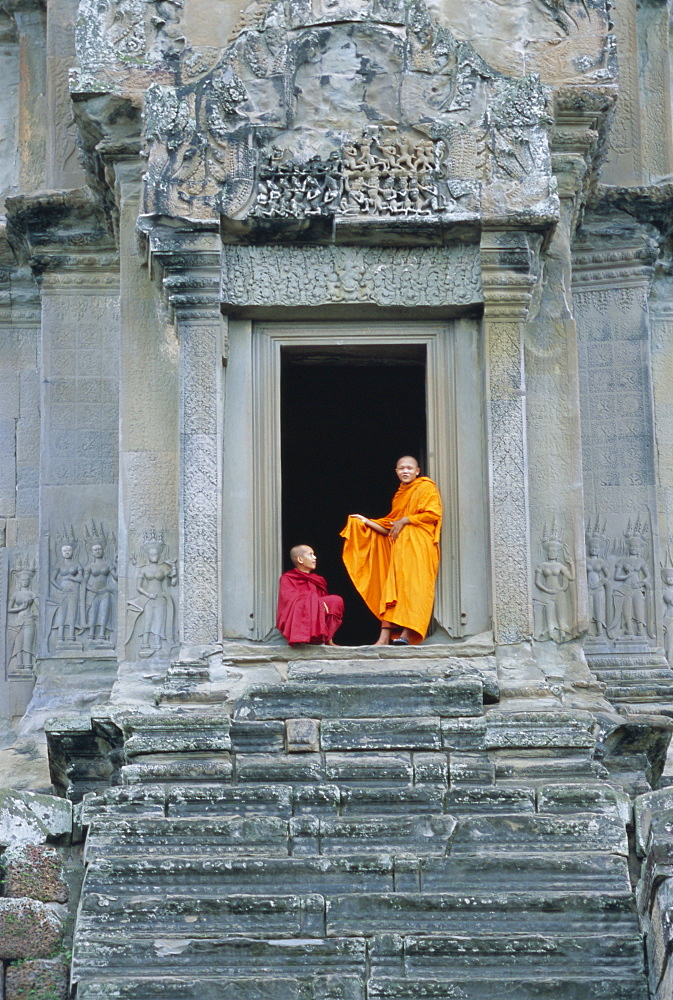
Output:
[{"left": 60, "top": 652, "right": 658, "bottom": 1000}]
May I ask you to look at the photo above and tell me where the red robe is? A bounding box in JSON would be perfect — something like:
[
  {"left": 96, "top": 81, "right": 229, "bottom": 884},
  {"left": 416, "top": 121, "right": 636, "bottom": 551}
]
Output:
[{"left": 276, "top": 569, "right": 344, "bottom": 646}]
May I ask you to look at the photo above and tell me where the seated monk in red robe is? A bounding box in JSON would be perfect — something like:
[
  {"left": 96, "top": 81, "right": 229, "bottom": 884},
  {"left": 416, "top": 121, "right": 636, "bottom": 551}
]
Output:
[{"left": 276, "top": 545, "right": 344, "bottom": 646}]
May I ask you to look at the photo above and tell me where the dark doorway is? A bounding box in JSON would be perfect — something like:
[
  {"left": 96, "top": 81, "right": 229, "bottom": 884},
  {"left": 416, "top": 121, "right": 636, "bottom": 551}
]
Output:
[{"left": 281, "top": 344, "right": 427, "bottom": 645}]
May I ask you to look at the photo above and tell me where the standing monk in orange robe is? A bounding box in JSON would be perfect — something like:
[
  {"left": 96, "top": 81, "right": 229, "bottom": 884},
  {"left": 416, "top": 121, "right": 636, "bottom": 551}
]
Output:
[{"left": 340, "top": 456, "right": 442, "bottom": 645}]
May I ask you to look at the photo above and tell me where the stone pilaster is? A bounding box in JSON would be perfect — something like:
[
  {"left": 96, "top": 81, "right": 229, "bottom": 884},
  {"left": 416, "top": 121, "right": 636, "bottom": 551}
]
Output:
[
  {"left": 480, "top": 231, "right": 537, "bottom": 645},
  {"left": 155, "top": 233, "right": 223, "bottom": 650},
  {"left": 114, "top": 161, "right": 179, "bottom": 661}
]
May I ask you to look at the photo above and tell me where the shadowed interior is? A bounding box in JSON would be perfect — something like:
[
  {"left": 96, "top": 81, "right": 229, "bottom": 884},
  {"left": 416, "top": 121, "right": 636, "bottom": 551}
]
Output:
[{"left": 281, "top": 344, "right": 427, "bottom": 646}]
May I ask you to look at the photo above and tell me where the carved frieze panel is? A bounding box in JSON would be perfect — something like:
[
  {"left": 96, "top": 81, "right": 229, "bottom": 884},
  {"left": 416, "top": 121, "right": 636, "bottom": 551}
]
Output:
[
  {"left": 45, "top": 522, "right": 118, "bottom": 656},
  {"left": 141, "top": 0, "right": 558, "bottom": 230},
  {"left": 125, "top": 528, "right": 178, "bottom": 660},
  {"left": 221, "top": 244, "right": 481, "bottom": 308}
]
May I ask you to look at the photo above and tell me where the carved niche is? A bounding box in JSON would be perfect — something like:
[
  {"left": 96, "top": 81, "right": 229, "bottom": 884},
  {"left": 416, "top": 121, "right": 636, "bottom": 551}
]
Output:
[{"left": 141, "top": 0, "right": 558, "bottom": 230}]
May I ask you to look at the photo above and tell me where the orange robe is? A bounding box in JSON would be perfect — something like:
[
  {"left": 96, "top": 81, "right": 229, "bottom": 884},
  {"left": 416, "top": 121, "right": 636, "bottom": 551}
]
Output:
[{"left": 340, "top": 476, "right": 442, "bottom": 643}]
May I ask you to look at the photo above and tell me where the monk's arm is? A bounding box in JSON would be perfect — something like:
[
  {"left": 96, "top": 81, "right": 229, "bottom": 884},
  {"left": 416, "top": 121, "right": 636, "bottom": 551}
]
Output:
[{"left": 349, "top": 514, "right": 390, "bottom": 536}]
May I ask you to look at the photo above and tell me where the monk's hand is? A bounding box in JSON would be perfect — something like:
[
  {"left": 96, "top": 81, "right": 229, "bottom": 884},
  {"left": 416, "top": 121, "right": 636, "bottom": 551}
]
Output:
[
  {"left": 350, "top": 514, "right": 369, "bottom": 527},
  {"left": 323, "top": 602, "right": 329, "bottom": 613},
  {"left": 389, "top": 517, "right": 410, "bottom": 540}
]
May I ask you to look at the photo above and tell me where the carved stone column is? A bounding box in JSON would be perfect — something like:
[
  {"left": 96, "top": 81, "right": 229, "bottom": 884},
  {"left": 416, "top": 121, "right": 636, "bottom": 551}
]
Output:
[
  {"left": 152, "top": 232, "right": 223, "bottom": 650},
  {"left": 480, "top": 231, "right": 537, "bottom": 645}
]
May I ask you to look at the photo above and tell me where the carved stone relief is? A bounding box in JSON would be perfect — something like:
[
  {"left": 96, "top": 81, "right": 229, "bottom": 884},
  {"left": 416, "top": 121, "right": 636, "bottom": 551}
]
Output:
[
  {"left": 126, "top": 528, "right": 178, "bottom": 659},
  {"left": 221, "top": 244, "right": 482, "bottom": 308},
  {"left": 140, "top": 0, "right": 557, "bottom": 227},
  {"left": 6, "top": 553, "right": 38, "bottom": 677},
  {"left": 82, "top": 522, "right": 118, "bottom": 649},
  {"left": 583, "top": 513, "right": 657, "bottom": 654},
  {"left": 47, "top": 528, "right": 86, "bottom": 652},
  {"left": 45, "top": 523, "right": 118, "bottom": 655},
  {"left": 533, "top": 521, "right": 576, "bottom": 642}
]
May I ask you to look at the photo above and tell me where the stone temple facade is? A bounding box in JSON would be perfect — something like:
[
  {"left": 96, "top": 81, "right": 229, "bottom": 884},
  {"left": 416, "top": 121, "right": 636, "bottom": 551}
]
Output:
[{"left": 4, "top": 0, "right": 673, "bottom": 996}]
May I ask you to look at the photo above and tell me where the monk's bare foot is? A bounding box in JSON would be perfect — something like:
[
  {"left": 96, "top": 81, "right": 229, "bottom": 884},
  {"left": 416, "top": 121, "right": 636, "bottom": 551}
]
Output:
[
  {"left": 374, "top": 626, "right": 392, "bottom": 645},
  {"left": 327, "top": 639, "right": 339, "bottom": 646}
]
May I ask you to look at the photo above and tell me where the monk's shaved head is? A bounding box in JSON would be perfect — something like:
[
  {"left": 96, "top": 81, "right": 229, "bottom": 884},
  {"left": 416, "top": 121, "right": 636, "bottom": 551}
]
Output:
[
  {"left": 396, "top": 455, "right": 420, "bottom": 468},
  {"left": 290, "top": 544, "right": 312, "bottom": 566}
]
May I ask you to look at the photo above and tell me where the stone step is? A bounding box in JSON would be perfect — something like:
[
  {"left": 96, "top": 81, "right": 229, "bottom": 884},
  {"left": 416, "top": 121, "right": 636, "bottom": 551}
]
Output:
[
  {"left": 75, "top": 975, "right": 364, "bottom": 1000},
  {"left": 82, "top": 855, "right": 396, "bottom": 896},
  {"left": 367, "top": 975, "right": 648, "bottom": 999},
  {"left": 73, "top": 936, "right": 367, "bottom": 980},
  {"left": 325, "top": 891, "right": 640, "bottom": 936},
  {"left": 370, "top": 932, "right": 645, "bottom": 976},
  {"left": 78, "top": 892, "right": 327, "bottom": 937},
  {"left": 418, "top": 852, "right": 631, "bottom": 893},
  {"left": 72, "top": 972, "right": 649, "bottom": 1000},
  {"left": 83, "top": 809, "right": 625, "bottom": 861},
  {"left": 84, "top": 815, "right": 291, "bottom": 860},
  {"left": 88, "top": 780, "right": 624, "bottom": 821},
  {"left": 603, "top": 683, "right": 673, "bottom": 700},
  {"left": 234, "top": 676, "right": 484, "bottom": 720},
  {"left": 73, "top": 930, "right": 645, "bottom": 980},
  {"left": 449, "top": 812, "right": 628, "bottom": 855},
  {"left": 77, "top": 890, "right": 639, "bottom": 939},
  {"left": 85, "top": 811, "right": 458, "bottom": 859},
  {"left": 82, "top": 849, "right": 630, "bottom": 898}
]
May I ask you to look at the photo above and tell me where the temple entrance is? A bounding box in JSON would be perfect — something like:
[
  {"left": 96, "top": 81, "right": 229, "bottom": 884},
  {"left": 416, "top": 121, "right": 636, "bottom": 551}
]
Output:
[
  {"left": 222, "top": 318, "right": 488, "bottom": 642},
  {"left": 281, "top": 346, "right": 427, "bottom": 646}
]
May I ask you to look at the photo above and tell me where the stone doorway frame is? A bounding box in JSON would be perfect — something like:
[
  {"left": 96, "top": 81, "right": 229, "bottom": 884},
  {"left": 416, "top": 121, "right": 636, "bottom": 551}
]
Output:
[{"left": 225, "top": 319, "right": 466, "bottom": 641}]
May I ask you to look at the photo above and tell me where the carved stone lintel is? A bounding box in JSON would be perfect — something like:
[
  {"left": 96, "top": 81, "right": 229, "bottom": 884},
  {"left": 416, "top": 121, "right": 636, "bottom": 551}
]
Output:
[{"left": 220, "top": 244, "right": 482, "bottom": 309}]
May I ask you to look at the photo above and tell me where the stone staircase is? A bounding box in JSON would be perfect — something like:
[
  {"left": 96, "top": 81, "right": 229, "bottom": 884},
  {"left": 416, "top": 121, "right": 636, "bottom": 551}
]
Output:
[{"left": 69, "top": 652, "right": 650, "bottom": 1000}]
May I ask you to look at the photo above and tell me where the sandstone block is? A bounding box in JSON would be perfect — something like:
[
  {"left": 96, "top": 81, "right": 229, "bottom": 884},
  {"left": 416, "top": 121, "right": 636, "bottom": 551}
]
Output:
[
  {"left": 230, "top": 720, "right": 285, "bottom": 753},
  {"left": 293, "top": 784, "right": 340, "bottom": 815},
  {"left": 5, "top": 958, "right": 68, "bottom": 1000},
  {"left": 0, "top": 898, "right": 64, "bottom": 959},
  {"left": 412, "top": 753, "right": 448, "bottom": 784},
  {"left": 166, "top": 784, "right": 292, "bottom": 817},
  {"left": 321, "top": 718, "right": 441, "bottom": 751},
  {"left": 444, "top": 786, "right": 535, "bottom": 814},
  {"left": 450, "top": 813, "right": 628, "bottom": 856},
  {"left": 3, "top": 844, "right": 68, "bottom": 903},
  {"left": 340, "top": 786, "right": 444, "bottom": 815},
  {"left": 324, "top": 754, "right": 413, "bottom": 784},
  {"left": 286, "top": 718, "right": 321, "bottom": 753}
]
